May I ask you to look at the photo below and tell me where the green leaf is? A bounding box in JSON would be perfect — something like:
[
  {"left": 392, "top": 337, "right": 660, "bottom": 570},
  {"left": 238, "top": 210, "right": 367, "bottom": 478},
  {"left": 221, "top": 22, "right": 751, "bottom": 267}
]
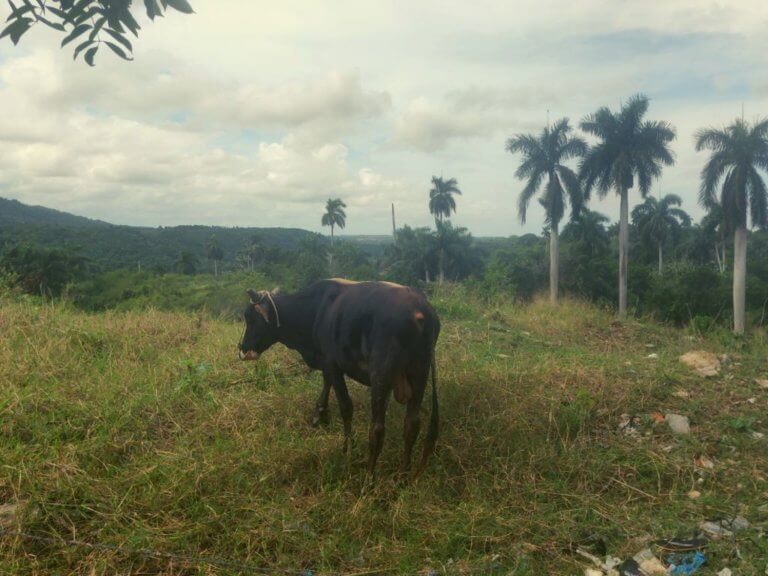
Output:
[
  {"left": 165, "top": 0, "right": 194, "bottom": 14},
  {"left": 144, "top": 0, "right": 161, "bottom": 20},
  {"left": 6, "top": 4, "right": 34, "bottom": 21},
  {"left": 0, "top": 17, "right": 33, "bottom": 45},
  {"left": 88, "top": 16, "right": 106, "bottom": 40},
  {"left": 72, "top": 37, "right": 94, "bottom": 59},
  {"left": 46, "top": 6, "right": 68, "bottom": 19},
  {"left": 36, "top": 15, "right": 66, "bottom": 31},
  {"left": 61, "top": 23, "right": 89, "bottom": 47},
  {"left": 104, "top": 26, "right": 132, "bottom": 51},
  {"left": 118, "top": 9, "right": 140, "bottom": 36},
  {"left": 105, "top": 40, "right": 132, "bottom": 60},
  {"left": 84, "top": 45, "right": 97, "bottom": 66}
]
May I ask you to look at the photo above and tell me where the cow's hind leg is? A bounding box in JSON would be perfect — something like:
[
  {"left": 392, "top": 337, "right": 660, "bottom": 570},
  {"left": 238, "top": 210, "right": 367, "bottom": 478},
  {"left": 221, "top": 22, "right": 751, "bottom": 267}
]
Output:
[
  {"left": 325, "top": 368, "right": 353, "bottom": 453},
  {"left": 312, "top": 377, "right": 332, "bottom": 427},
  {"left": 367, "top": 381, "right": 390, "bottom": 477},
  {"left": 402, "top": 367, "right": 428, "bottom": 473}
]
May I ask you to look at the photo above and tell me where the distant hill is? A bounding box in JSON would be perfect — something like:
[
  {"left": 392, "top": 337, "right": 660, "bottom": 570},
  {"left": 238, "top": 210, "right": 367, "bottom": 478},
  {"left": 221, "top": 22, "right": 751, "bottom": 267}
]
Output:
[{"left": 0, "top": 197, "right": 318, "bottom": 272}]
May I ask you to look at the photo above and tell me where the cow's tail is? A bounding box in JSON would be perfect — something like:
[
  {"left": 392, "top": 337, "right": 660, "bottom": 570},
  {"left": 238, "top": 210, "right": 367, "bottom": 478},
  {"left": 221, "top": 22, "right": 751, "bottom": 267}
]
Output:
[{"left": 417, "top": 338, "right": 439, "bottom": 476}]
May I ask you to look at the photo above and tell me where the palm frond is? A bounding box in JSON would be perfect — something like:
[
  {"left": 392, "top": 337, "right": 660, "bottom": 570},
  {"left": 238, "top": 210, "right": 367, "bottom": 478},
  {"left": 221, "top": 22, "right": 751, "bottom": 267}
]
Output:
[{"left": 517, "top": 171, "right": 544, "bottom": 224}]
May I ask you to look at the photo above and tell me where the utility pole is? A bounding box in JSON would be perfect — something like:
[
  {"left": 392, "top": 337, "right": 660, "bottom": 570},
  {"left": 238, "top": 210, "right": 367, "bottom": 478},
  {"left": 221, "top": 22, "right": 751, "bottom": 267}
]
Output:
[{"left": 391, "top": 203, "right": 396, "bottom": 240}]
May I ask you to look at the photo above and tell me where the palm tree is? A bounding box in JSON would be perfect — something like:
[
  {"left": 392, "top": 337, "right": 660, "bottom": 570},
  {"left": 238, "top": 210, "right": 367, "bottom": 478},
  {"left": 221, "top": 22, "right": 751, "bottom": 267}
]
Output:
[
  {"left": 428, "top": 176, "right": 462, "bottom": 222},
  {"left": 631, "top": 194, "right": 691, "bottom": 275},
  {"left": 506, "top": 118, "right": 586, "bottom": 304},
  {"left": 433, "top": 219, "right": 473, "bottom": 284},
  {"left": 695, "top": 118, "right": 768, "bottom": 334},
  {"left": 321, "top": 198, "right": 347, "bottom": 270},
  {"left": 206, "top": 234, "right": 224, "bottom": 277},
  {"left": 579, "top": 94, "right": 676, "bottom": 317}
]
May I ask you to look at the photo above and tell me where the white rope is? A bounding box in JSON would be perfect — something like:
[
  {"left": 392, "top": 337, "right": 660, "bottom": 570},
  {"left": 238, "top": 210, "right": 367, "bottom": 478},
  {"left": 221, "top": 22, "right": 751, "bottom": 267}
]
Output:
[{"left": 263, "top": 290, "right": 281, "bottom": 328}]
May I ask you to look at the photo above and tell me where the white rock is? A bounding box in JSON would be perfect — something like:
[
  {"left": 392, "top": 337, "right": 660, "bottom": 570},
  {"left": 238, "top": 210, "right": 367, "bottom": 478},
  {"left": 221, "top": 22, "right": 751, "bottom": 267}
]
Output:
[
  {"left": 666, "top": 413, "right": 691, "bottom": 435},
  {"left": 718, "top": 569, "right": 732, "bottom": 576},
  {"left": 679, "top": 350, "right": 720, "bottom": 377}
]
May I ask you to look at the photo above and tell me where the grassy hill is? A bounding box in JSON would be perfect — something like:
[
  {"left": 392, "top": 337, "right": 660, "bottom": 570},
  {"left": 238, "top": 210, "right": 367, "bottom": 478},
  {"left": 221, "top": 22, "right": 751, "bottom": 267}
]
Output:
[
  {"left": 0, "top": 197, "right": 317, "bottom": 273},
  {"left": 1, "top": 285, "right": 766, "bottom": 574}
]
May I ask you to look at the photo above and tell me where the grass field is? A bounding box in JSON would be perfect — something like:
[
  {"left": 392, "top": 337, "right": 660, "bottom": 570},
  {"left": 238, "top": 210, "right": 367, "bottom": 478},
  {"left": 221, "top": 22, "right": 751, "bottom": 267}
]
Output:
[{"left": 1, "top": 286, "right": 767, "bottom": 575}]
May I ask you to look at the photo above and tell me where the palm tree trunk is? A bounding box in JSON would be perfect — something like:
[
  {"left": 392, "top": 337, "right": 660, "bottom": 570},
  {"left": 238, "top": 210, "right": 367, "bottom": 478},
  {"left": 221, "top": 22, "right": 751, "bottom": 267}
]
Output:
[
  {"left": 733, "top": 225, "right": 747, "bottom": 334},
  {"left": 214, "top": 260, "right": 218, "bottom": 277},
  {"left": 438, "top": 249, "right": 445, "bottom": 284},
  {"left": 618, "top": 187, "right": 629, "bottom": 318},
  {"left": 425, "top": 264, "right": 430, "bottom": 283},
  {"left": 658, "top": 242, "right": 663, "bottom": 276},
  {"left": 549, "top": 222, "right": 559, "bottom": 304},
  {"left": 329, "top": 224, "right": 334, "bottom": 273}
]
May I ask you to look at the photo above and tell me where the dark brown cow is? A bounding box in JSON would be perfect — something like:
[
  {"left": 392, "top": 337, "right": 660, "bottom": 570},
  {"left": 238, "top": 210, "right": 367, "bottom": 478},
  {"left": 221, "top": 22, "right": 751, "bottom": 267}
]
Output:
[{"left": 238, "top": 278, "right": 440, "bottom": 476}]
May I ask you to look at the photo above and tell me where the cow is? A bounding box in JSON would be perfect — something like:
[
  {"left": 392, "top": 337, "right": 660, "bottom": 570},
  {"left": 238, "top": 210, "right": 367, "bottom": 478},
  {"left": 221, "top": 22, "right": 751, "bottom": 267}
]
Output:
[{"left": 238, "top": 278, "right": 441, "bottom": 477}]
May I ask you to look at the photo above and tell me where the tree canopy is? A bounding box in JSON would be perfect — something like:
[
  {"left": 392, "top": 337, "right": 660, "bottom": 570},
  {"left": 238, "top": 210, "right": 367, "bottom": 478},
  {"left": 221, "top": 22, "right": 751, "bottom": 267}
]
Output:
[{"left": 1, "top": 0, "right": 194, "bottom": 65}]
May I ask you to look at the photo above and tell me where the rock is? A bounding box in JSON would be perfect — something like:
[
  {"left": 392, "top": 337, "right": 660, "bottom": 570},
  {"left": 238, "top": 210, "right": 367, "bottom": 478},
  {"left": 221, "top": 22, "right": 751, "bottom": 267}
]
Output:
[
  {"left": 700, "top": 521, "right": 733, "bottom": 538},
  {"left": 725, "top": 515, "right": 750, "bottom": 531},
  {"left": 666, "top": 413, "right": 691, "bottom": 435},
  {"left": 584, "top": 570, "right": 603, "bottom": 576},
  {"left": 753, "top": 431, "right": 765, "bottom": 440},
  {"left": 718, "top": 569, "right": 732, "bottom": 576},
  {"left": 646, "top": 353, "right": 658, "bottom": 359},
  {"left": 755, "top": 378, "right": 768, "bottom": 389},
  {"left": 0, "top": 502, "right": 20, "bottom": 528},
  {"left": 688, "top": 490, "right": 701, "bottom": 499},
  {"left": 679, "top": 351, "right": 720, "bottom": 377}
]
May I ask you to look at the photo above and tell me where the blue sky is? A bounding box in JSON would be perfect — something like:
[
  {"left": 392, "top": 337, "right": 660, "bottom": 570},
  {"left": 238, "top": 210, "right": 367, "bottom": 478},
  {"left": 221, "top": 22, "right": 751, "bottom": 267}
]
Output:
[{"left": 0, "top": 0, "right": 766, "bottom": 236}]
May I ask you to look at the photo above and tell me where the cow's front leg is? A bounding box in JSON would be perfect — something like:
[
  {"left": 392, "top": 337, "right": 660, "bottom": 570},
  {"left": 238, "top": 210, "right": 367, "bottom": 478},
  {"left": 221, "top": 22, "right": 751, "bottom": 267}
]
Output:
[{"left": 312, "top": 377, "right": 331, "bottom": 427}]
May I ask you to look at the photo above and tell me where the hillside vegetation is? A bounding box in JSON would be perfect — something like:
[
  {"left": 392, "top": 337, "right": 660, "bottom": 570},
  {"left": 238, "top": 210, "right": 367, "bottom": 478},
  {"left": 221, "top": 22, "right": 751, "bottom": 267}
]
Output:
[{"left": 1, "top": 286, "right": 767, "bottom": 575}]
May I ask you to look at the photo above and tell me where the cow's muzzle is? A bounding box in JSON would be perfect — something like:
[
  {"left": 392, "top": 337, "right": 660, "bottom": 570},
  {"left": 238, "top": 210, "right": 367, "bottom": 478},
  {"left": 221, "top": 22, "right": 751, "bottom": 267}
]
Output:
[{"left": 239, "top": 350, "right": 260, "bottom": 361}]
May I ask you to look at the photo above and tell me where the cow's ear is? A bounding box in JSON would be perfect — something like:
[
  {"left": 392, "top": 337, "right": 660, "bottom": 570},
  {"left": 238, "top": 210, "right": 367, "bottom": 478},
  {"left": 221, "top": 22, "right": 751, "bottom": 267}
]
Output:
[{"left": 246, "top": 288, "right": 259, "bottom": 303}]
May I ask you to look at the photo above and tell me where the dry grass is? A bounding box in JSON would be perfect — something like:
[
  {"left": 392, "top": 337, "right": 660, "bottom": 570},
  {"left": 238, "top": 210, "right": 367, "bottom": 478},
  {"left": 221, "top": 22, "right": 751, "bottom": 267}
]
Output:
[{"left": 1, "top": 289, "right": 767, "bottom": 575}]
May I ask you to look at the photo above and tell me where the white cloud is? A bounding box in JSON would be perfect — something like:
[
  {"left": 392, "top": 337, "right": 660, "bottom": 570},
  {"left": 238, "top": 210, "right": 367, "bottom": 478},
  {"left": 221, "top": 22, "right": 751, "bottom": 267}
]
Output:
[{"left": 1, "top": 0, "right": 768, "bottom": 235}]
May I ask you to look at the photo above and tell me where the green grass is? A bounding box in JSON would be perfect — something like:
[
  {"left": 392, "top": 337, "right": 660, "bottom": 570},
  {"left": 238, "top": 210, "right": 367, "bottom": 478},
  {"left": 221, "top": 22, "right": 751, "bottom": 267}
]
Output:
[{"left": 1, "top": 288, "right": 767, "bottom": 575}]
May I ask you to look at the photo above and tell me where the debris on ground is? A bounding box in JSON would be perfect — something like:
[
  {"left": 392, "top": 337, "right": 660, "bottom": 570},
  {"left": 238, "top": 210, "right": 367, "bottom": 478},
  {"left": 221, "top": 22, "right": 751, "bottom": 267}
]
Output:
[
  {"left": 687, "top": 490, "right": 701, "bottom": 499},
  {"left": 673, "top": 389, "right": 691, "bottom": 398},
  {"left": 752, "top": 431, "right": 765, "bottom": 440},
  {"left": 679, "top": 351, "right": 720, "bottom": 377},
  {"left": 646, "top": 353, "right": 658, "bottom": 359},
  {"left": 632, "top": 548, "right": 666, "bottom": 574},
  {"left": 667, "top": 551, "right": 706, "bottom": 574},
  {"left": 653, "top": 538, "right": 708, "bottom": 553},
  {"left": 618, "top": 414, "right": 642, "bottom": 437},
  {"left": 665, "top": 413, "right": 691, "bottom": 435},
  {"left": 695, "top": 455, "right": 715, "bottom": 470},
  {"left": 755, "top": 378, "right": 768, "bottom": 389},
  {"left": 717, "top": 569, "right": 732, "bottom": 576}
]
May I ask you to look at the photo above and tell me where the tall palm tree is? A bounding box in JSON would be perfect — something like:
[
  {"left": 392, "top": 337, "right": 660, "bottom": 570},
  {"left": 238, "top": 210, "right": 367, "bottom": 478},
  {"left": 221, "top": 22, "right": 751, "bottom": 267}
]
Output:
[
  {"left": 579, "top": 94, "right": 676, "bottom": 317},
  {"left": 695, "top": 118, "right": 768, "bottom": 334},
  {"left": 206, "top": 234, "right": 224, "bottom": 277},
  {"left": 506, "top": 118, "right": 586, "bottom": 304},
  {"left": 631, "top": 194, "right": 691, "bottom": 275},
  {"left": 321, "top": 198, "right": 347, "bottom": 270},
  {"left": 428, "top": 176, "right": 462, "bottom": 222}
]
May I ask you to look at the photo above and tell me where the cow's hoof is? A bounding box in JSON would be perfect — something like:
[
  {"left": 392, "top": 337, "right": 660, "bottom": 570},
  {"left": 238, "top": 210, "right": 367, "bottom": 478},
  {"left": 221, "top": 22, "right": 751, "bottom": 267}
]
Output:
[{"left": 311, "top": 408, "right": 329, "bottom": 427}]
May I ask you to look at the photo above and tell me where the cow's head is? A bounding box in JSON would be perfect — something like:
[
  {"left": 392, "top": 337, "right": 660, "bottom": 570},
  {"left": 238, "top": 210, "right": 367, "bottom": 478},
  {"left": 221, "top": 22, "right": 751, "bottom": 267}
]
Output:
[{"left": 238, "top": 288, "right": 279, "bottom": 361}]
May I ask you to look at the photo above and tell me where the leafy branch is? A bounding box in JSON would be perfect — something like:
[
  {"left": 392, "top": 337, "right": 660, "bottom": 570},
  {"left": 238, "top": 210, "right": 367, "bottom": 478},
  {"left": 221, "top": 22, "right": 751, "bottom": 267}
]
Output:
[{"left": 1, "top": 0, "right": 193, "bottom": 65}]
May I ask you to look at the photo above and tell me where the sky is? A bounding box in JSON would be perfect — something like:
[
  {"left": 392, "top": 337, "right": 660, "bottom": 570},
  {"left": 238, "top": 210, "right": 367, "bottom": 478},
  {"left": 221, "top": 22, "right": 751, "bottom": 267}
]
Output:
[{"left": 1, "top": 0, "right": 768, "bottom": 236}]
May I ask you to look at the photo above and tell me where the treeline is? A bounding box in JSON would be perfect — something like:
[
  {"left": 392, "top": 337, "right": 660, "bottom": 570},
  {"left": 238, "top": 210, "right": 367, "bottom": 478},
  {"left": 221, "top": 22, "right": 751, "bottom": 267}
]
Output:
[{"left": 3, "top": 213, "right": 767, "bottom": 328}]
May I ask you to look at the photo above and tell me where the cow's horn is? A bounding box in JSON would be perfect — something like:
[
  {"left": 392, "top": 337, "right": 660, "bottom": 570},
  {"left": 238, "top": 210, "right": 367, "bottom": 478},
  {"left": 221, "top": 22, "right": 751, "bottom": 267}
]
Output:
[{"left": 246, "top": 288, "right": 259, "bottom": 303}]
